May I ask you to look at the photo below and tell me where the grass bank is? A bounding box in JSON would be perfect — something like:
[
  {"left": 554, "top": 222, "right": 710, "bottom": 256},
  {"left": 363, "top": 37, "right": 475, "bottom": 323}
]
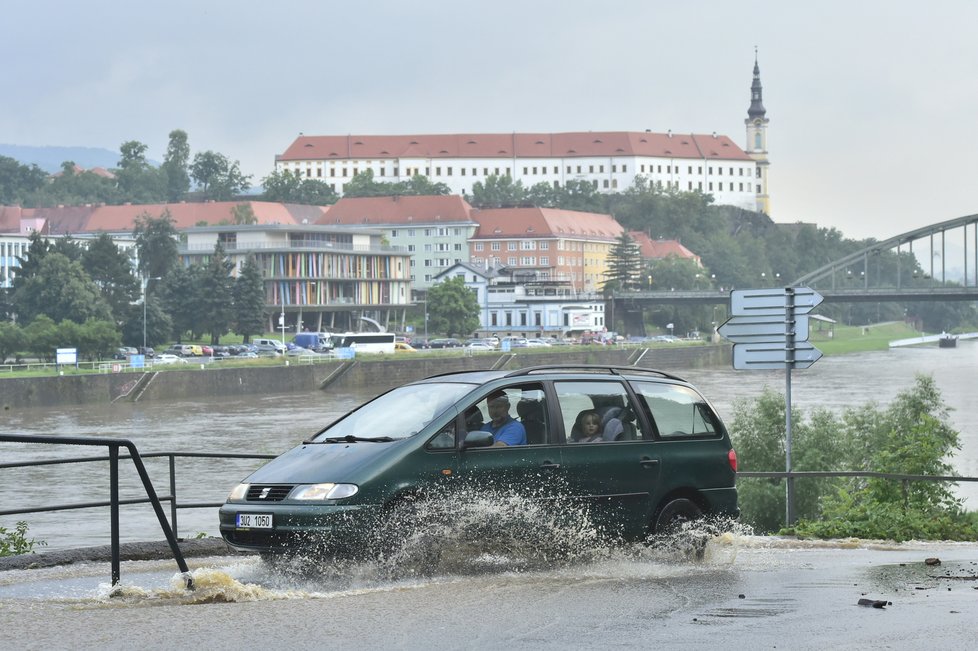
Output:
[{"left": 809, "top": 321, "right": 920, "bottom": 355}]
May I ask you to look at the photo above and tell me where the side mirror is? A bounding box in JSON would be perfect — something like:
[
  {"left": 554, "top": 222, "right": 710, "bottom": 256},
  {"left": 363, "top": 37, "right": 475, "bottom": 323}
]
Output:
[{"left": 462, "top": 430, "right": 494, "bottom": 449}]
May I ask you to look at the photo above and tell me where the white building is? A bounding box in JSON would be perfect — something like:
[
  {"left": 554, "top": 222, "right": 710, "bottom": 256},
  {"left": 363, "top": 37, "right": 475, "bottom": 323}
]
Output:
[
  {"left": 434, "top": 262, "right": 606, "bottom": 338},
  {"left": 276, "top": 130, "right": 760, "bottom": 211}
]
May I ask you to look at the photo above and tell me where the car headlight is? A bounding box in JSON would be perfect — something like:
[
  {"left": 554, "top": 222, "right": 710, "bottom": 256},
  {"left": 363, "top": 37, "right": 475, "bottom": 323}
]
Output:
[
  {"left": 227, "top": 483, "right": 249, "bottom": 502},
  {"left": 290, "top": 483, "right": 359, "bottom": 500}
]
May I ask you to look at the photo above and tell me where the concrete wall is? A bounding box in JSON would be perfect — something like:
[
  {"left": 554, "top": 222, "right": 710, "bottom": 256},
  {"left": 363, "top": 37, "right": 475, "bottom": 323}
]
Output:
[{"left": 0, "top": 345, "right": 732, "bottom": 410}]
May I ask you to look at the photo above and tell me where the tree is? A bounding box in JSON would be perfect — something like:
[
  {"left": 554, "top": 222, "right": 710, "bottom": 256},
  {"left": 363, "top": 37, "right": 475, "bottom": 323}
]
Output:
[
  {"left": 81, "top": 232, "right": 140, "bottom": 323},
  {"left": 469, "top": 175, "right": 526, "bottom": 208},
  {"left": 161, "top": 264, "right": 202, "bottom": 341},
  {"left": 197, "top": 243, "right": 235, "bottom": 344},
  {"left": 12, "top": 253, "right": 112, "bottom": 324},
  {"left": 161, "top": 129, "right": 191, "bottom": 201},
  {"left": 231, "top": 203, "right": 258, "bottom": 225},
  {"left": 342, "top": 169, "right": 394, "bottom": 198},
  {"left": 0, "top": 155, "right": 47, "bottom": 205},
  {"left": 0, "top": 321, "right": 27, "bottom": 363},
  {"left": 133, "top": 210, "right": 179, "bottom": 279},
  {"left": 260, "top": 169, "right": 338, "bottom": 205},
  {"left": 23, "top": 315, "right": 58, "bottom": 361},
  {"left": 76, "top": 318, "right": 121, "bottom": 360},
  {"left": 427, "top": 276, "right": 480, "bottom": 337},
  {"left": 190, "top": 151, "right": 251, "bottom": 200},
  {"left": 115, "top": 140, "right": 165, "bottom": 203},
  {"left": 232, "top": 255, "right": 266, "bottom": 342},
  {"left": 603, "top": 232, "right": 642, "bottom": 291}
]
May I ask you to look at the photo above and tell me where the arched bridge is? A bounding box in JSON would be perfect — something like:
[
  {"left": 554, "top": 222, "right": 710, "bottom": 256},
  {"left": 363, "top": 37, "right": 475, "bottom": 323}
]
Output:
[{"left": 614, "top": 213, "right": 978, "bottom": 307}]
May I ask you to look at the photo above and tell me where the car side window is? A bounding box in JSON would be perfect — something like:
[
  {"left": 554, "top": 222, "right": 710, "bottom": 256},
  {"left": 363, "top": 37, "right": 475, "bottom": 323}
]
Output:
[
  {"left": 468, "top": 383, "right": 548, "bottom": 446},
  {"left": 427, "top": 421, "right": 456, "bottom": 450},
  {"left": 632, "top": 381, "right": 719, "bottom": 439},
  {"left": 554, "top": 380, "right": 645, "bottom": 443}
]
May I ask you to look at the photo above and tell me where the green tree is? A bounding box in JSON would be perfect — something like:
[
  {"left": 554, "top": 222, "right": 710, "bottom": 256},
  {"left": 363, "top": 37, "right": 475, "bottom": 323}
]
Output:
[
  {"left": 469, "top": 174, "right": 526, "bottom": 208},
  {"left": 76, "top": 318, "right": 121, "bottom": 360},
  {"left": 81, "top": 232, "right": 140, "bottom": 323},
  {"left": 23, "top": 315, "right": 58, "bottom": 361},
  {"left": 0, "top": 155, "right": 47, "bottom": 205},
  {"left": 232, "top": 254, "right": 266, "bottom": 342},
  {"left": 133, "top": 210, "right": 179, "bottom": 279},
  {"left": 342, "top": 169, "right": 394, "bottom": 198},
  {"left": 0, "top": 321, "right": 27, "bottom": 363},
  {"left": 231, "top": 203, "right": 258, "bottom": 225},
  {"left": 190, "top": 151, "right": 251, "bottom": 200},
  {"left": 260, "top": 169, "right": 337, "bottom": 205},
  {"left": 603, "top": 232, "right": 642, "bottom": 291},
  {"left": 161, "top": 264, "right": 200, "bottom": 341},
  {"left": 427, "top": 276, "right": 480, "bottom": 337},
  {"left": 119, "top": 293, "right": 171, "bottom": 350},
  {"left": 35, "top": 162, "right": 119, "bottom": 206},
  {"left": 115, "top": 140, "right": 165, "bottom": 203},
  {"left": 161, "top": 129, "right": 191, "bottom": 201},
  {"left": 197, "top": 243, "right": 235, "bottom": 344},
  {"left": 13, "top": 253, "right": 112, "bottom": 324}
]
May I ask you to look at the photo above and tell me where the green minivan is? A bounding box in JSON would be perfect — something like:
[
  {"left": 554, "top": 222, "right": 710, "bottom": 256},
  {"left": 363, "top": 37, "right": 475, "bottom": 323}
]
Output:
[{"left": 219, "top": 365, "right": 738, "bottom": 557}]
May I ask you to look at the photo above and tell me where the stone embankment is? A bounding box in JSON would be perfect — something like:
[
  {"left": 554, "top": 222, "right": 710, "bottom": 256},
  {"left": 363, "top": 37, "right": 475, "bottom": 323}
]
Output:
[{"left": 0, "top": 344, "right": 731, "bottom": 410}]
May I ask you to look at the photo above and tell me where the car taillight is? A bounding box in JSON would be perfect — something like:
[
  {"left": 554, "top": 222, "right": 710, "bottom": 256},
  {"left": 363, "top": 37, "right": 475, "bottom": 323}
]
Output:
[{"left": 728, "top": 449, "right": 738, "bottom": 472}]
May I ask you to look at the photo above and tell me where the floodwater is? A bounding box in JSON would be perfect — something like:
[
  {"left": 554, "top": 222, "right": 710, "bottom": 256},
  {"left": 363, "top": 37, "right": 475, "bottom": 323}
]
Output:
[
  {"left": 1, "top": 343, "right": 977, "bottom": 551},
  {"left": 0, "top": 534, "right": 976, "bottom": 649}
]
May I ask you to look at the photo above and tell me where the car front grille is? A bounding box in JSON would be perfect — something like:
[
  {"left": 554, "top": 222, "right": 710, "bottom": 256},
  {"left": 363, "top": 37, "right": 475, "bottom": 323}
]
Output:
[{"left": 246, "top": 484, "right": 295, "bottom": 502}]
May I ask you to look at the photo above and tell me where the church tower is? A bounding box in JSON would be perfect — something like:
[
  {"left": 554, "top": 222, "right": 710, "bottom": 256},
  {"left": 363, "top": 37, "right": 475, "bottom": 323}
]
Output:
[{"left": 745, "top": 49, "right": 771, "bottom": 215}]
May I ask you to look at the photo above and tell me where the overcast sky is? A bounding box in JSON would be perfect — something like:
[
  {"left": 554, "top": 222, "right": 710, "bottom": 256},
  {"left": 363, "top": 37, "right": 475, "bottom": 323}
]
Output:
[{"left": 3, "top": 1, "right": 977, "bottom": 241}]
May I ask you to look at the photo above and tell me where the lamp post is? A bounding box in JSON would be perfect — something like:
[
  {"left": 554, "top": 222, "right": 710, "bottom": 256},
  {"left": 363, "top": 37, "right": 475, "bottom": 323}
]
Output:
[{"left": 142, "top": 276, "right": 161, "bottom": 352}]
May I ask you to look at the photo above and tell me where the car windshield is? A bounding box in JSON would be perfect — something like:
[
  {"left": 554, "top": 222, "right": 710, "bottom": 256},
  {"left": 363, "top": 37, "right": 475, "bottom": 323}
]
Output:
[{"left": 311, "top": 382, "right": 476, "bottom": 442}]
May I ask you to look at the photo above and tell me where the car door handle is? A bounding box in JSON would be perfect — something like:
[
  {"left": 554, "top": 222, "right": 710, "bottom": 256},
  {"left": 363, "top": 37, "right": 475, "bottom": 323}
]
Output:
[
  {"left": 540, "top": 461, "right": 561, "bottom": 470},
  {"left": 640, "top": 457, "right": 660, "bottom": 468}
]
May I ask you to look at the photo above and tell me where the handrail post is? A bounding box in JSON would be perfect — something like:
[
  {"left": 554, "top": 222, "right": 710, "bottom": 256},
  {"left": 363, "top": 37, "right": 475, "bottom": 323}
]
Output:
[
  {"left": 169, "top": 454, "right": 178, "bottom": 540},
  {"left": 109, "top": 444, "right": 121, "bottom": 586}
]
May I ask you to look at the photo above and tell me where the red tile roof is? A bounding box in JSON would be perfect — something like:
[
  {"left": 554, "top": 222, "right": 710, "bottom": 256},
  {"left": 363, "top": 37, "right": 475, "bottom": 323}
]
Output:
[
  {"left": 317, "top": 195, "right": 475, "bottom": 225},
  {"left": 473, "top": 208, "right": 623, "bottom": 240},
  {"left": 0, "top": 202, "right": 330, "bottom": 234},
  {"left": 629, "top": 231, "right": 702, "bottom": 264},
  {"left": 278, "top": 131, "right": 751, "bottom": 162}
]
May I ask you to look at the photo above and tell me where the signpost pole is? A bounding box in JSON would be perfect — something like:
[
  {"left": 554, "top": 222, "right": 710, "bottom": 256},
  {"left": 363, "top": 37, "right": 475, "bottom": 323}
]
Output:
[{"left": 784, "top": 287, "right": 796, "bottom": 526}]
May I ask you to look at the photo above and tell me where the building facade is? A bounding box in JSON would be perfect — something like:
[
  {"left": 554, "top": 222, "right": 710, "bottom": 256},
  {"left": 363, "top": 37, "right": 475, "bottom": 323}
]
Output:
[
  {"left": 468, "top": 207, "right": 623, "bottom": 293},
  {"left": 276, "top": 131, "right": 760, "bottom": 211},
  {"left": 435, "top": 262, "right": 606, "bottom": 338},
  {"left": 180, "top": 224, "right": 412, "bottom": 333},
  {"left": 745, "top": 51, "right": 771, "bottom": 215},
  {"left": 317, "top": 195, "right": 478, "bottom": 291}
]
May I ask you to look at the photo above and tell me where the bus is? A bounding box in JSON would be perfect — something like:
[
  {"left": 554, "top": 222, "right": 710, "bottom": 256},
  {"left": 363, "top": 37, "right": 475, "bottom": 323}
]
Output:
[{"left": 328, "top": 332, "right": 396, "bottom": 354}]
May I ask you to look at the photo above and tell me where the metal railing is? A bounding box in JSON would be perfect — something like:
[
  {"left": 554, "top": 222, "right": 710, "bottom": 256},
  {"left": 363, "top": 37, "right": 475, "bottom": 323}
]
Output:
[{"left": 0, "top": 437, "right": 273, "bottom": 588}]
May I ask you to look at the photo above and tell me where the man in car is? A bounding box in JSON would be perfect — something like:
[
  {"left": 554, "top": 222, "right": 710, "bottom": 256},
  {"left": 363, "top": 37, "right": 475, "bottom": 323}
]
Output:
[{"left": 481, "top": 390, "right": 527, "bottom": 446}]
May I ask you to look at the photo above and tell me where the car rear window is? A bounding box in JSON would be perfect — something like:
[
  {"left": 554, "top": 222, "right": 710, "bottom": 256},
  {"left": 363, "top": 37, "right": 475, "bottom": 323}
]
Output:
[{"left": 631, "top": 381, "right": 720, "bottom": 439}]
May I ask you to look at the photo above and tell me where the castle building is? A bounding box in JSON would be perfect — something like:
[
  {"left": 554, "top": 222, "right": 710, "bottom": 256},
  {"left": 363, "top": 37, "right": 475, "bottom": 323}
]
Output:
[{"left": 276, "top": 131, "right": 760, "bottom": 210}]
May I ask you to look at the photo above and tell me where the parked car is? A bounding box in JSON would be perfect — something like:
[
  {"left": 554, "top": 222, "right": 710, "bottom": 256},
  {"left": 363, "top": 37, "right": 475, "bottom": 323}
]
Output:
[
  {"left": 253, "top": 338, "right": 287, "bottom": 355},
  {"left": 394, "top": 342, "right": 417, "bottom": 352},
  {"left": 220, "top": 364, "right": 739, "bottom": 560},
  {"left": 525, "top": 338, "right": 552, "bottom": 347},
  {"left": 153, "top": 353, "right": 188, "bottom": 365},
  {"left": 500, "top": 336, "right": 528, "bottom": 348},
  {"left": 428, "top": 338, "right": 462, "bottom": 349},
  {"left": 137, "top": 346, "right": 156, "bottom": 358},
  {"left": 464, "top": 341, "right": 495, "bottom": 351}
]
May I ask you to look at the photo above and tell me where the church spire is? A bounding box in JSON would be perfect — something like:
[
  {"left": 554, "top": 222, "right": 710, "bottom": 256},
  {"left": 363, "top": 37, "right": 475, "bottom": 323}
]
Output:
[{"left": 748, "top": 46, "right": 766, "bottom": 119}]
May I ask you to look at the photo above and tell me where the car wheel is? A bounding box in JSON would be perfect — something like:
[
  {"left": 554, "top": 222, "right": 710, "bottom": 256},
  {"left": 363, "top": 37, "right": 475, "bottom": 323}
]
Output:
[{"left": 652, "top": 497, "right": 707, "bottom": 559}]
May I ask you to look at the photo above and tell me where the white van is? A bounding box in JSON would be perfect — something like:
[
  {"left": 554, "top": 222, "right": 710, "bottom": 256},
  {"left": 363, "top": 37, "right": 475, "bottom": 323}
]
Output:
[{"left": 253, "top": 338, "right": 286, "bottom": 354}]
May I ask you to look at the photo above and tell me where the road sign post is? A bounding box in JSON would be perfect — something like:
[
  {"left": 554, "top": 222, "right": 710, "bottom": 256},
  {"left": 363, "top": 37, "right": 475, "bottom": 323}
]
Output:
[{"left": 720, "top": 286, "right": 825, "bottom": 526}]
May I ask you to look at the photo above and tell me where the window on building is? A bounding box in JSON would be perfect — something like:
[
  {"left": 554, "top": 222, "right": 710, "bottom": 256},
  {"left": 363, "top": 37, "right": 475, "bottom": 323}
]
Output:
[
  {"left": 577, "top": 165, "right": 582, "bottom": 173},
  {"left": 424, "top": 244, "right": 432, "bottom": 252},
  {"left": 603, "top": 180, "right": 609, "bottom": 188},
  {"left": 461, "top": 168, "right": 466, "bottom": 176},
  {"left": 424, "top": 259, "right": 432, "bottom": 267},
  {"left": 491, "top": 312, "right": 498, "bottom": 326},
  {"left": 391, "top": 230, "right": 398, "bottom": 237},
  {"left": 566, "top": 165, "right": 572, "bottom": 173},
  {"left": 342, "top": 168, "right": 348, "bottom": 176},
  {"left": 495, "top": 168, "right": 500, "bottom": 175},
  {"left": 756, "top": 184, "right": 762, "bottom": 193},
  {"left": 505, "top": 312, "right": 513, "bottom": 326},
  {"left": 540, "top": 256, "right": 549, "bottom": 265},
  {"left": 316, "top": 168, "right": 322, "bottom": 177},
  {"left": 622, "top": 164, "right": 627, "bottom": 172},
  {"left": 521, "top": 241, "right": 535, "bottom": 250},
  {"left": 553, "top": 166, "right": 558, "bottom": 174},
  {"left": 407, "top": 244, "right": 416, "bottom": 252},
  {"left": 508, "top": 242, "right": 517, "bottom": 251},
  {"left": 523, "top": 166, "right": 528, "bottom": 175},
  {"left": 491, "top": 242, "right": 500, "bottom": 251},
  {"left": 436, "top": 167, "right": 441, "bottom": 175},
  {"left": 708, "top": 182, "right": 713, "bottom": 191},
  {"left": 533, "top": 166, "right": 538, "bottom": 174},
  {"left": 475, "top": 242, "right": 485, "bottom": 251},
  {"left": 589, "top": 165, "right": 594, "bottom": 173},
  {"left": 508, "top": 257, "right": 517, "bottom": 265}
]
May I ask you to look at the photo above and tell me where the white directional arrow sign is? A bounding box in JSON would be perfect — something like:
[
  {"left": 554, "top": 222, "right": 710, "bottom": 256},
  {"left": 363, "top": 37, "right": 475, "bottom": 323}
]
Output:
[
  {"left": 732, "top": 341, "right": 823, "bottom": 370},
  {"left": 730, "top": 287, "right": 823, "bottom": 316},
  {"left": 718, "top": 314, "right": 810, "bottom": 344}
]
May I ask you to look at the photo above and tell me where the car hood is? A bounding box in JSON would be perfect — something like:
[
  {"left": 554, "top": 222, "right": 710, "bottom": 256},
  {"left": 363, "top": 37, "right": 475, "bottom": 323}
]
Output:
[{"left": 244, "top": 438, "right": 410, "bottom": 485}]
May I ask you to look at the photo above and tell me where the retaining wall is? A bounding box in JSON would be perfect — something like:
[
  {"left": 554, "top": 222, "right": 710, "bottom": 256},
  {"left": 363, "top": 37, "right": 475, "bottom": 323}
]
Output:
[{"left": 0, "top": 345, "right": 732, "bottom": 410}]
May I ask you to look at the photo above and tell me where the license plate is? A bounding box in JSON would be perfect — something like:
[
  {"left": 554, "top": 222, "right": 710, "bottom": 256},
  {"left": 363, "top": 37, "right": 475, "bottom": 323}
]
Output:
[{"left": 236, "top": 513, "right": 272, "bottom": 529}]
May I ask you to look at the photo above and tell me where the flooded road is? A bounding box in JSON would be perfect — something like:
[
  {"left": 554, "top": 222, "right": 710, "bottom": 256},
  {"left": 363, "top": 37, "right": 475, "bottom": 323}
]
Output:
[
  {"left": 0, "top": 536, "right": 975, "bottom": 650},
  {"left": 2, "top": 344, "right": 977, "bottom": 551}
]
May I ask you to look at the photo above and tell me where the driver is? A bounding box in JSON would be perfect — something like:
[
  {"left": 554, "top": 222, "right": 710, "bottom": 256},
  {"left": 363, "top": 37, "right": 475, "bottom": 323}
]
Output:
[{"left": 480, "top": 390, "right": 527, "bottom": 446}]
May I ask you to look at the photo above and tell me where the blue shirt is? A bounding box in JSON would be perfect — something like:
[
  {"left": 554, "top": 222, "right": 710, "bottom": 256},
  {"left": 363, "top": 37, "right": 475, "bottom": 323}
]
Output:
[{"left": 482, "top": 416, "right": 527, "bottom": 446}]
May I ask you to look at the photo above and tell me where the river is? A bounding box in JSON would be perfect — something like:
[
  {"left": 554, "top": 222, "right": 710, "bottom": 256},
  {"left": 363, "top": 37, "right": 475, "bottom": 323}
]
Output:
[{"left": 1, "top": 343, "right": 976, "bottom": 550}]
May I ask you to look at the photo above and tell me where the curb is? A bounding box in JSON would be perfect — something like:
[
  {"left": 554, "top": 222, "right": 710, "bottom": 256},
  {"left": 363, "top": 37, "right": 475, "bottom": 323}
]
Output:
[{"left": 0, "top": 538, "right": 254, "bottom": 571}]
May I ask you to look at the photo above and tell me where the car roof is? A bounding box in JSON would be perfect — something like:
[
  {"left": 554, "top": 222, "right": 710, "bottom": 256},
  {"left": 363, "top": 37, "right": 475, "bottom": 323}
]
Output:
[{"left": 415, "top": 365, "right": 689, "bottom": 385}]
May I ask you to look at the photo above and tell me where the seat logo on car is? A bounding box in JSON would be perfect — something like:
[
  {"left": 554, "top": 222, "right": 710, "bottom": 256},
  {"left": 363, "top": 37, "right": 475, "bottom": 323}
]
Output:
[{"left": 259, "top": 487, "right": 271, "bottom": 500}]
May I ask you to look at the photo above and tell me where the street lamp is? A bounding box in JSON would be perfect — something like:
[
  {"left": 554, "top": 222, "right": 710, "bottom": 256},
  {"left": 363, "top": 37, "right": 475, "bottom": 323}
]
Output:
[{"left": 142, "top": 276, "right": 161, "bottom": 352}]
